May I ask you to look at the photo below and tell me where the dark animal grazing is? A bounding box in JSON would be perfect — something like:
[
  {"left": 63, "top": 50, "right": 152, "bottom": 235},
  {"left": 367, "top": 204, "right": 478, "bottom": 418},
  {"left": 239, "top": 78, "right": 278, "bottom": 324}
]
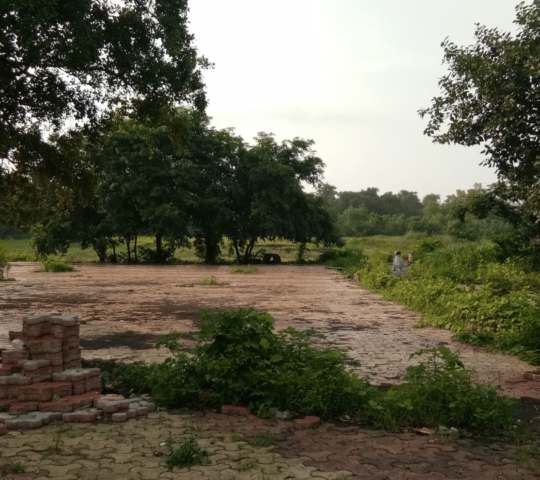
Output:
[{"left": 262, "top": 254, "right": 281, "bottom": 265}]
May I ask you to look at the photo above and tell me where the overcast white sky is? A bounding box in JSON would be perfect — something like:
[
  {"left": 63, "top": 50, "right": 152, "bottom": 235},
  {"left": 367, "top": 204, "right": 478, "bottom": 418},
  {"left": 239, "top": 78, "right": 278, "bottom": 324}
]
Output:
[{"left": 189, "top": 0, "right": 520, "bottom": 200}]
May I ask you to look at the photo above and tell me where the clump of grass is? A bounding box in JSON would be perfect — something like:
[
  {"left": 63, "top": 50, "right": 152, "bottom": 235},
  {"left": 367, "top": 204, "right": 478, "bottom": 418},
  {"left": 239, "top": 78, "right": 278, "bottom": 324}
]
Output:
[
  {"left": 249, "top": 432, "right": 275, "bottom": 448},
  {"left": 2, "top": 462, "right": 26, "bottom": 474},
  {"left": 166, "top": 437, "right": 209, "bottom": 470},
  {"left": 39, "top": 258, "right": 76, "bottom": 272},
  {"left": 194, "top": 276, "right": 227, "bottom": 286},
  {"left": 514, "top": 444, "right": 540, "bottom": 475},
  {"left": 231, "top": 431, "right": 243, "bottom": 442},
  {"left": 229, "top": 266, "right": 259, "bottom": 274},
  {"left": 236, "top": 460, "right": 256, "bottom": 471}
]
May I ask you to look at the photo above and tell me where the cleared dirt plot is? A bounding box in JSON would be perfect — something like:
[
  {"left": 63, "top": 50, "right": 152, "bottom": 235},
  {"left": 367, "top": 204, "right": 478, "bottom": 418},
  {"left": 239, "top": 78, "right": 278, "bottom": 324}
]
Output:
[{"left": 1, "top": 263, "right": 539, "bottom": 400}]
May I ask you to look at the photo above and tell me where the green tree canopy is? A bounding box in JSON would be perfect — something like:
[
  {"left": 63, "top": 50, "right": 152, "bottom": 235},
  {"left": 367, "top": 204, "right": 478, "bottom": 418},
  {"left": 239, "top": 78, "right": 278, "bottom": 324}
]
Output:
[
  {"left": 419, "top": 1, "right": 540, "bottom": 229},
  {"left": 0, "top": 0, "right": 208, "bottom": 179}
]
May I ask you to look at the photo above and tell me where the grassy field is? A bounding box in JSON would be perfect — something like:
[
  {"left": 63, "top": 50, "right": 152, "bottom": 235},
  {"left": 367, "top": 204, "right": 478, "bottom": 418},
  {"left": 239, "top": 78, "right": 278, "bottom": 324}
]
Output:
[{"left": 1, "top": 233, "right": 452, "bottom": 264}]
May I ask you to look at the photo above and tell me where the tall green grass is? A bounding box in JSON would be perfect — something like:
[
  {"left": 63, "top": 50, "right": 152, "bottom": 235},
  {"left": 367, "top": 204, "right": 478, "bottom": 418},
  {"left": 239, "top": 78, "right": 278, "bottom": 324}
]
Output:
[{"left": 339, "top": 238, "right": 540, "bottom": 365}]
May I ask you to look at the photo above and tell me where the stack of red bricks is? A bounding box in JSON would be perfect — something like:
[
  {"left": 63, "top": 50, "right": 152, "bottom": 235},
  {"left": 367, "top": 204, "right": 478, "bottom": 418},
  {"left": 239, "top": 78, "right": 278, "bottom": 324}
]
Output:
[{"left": 0, "top": 313, "right": 154, "bottom": 430}]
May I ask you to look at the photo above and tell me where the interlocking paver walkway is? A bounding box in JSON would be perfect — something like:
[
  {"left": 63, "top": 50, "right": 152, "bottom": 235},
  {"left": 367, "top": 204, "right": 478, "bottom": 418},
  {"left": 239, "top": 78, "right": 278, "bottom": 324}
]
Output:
[
  {"left": 1, "top": 264, "right": 539, "bottom": 399},
  {"left": 0, "top": 411, "right": 537, "bottom": 479}
]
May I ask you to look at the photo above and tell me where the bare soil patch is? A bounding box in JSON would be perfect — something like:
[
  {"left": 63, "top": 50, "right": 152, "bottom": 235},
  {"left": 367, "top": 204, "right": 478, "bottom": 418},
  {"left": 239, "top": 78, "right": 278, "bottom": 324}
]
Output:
[{"left": 1, "top": 263, "right": 539, "bottom": 399}]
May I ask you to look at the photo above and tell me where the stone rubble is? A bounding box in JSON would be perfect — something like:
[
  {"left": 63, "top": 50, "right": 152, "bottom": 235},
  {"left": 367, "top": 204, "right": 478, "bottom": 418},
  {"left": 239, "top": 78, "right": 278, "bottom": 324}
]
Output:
[{"left": 0, "top": 313, "right": 154, "bottom": 430}]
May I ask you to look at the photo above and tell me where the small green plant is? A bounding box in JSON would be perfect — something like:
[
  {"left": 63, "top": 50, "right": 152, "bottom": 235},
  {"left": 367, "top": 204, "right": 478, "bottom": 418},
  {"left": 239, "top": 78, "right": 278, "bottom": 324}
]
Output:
[
  {"left": 45, "top": 424, "right": 71, "bottom": 455},
  {"left": 236, "top": 459, "right": 256, "bottom": 471},
  {"left": 3, "top": 462, "right": 26, "bottom": 474},
  {"left": 0, "top": 403, "right": 11, "bottom": 413},
  {"left": 249, "top": 432, "right": 275, "bottom": 448},
  {"left": 229, "top": 266, "right": 259, "bottom": 274},
  {"left": 514, "top": 444, "right": 540, "bottom": 475},
  {"left": 231, "top": 431, "right": 244, "bottom": 442},
  {"left": 39, "top": 258, "right": 76, "bottom": 273},
  {"left": 194, "top": 276, "right": 227, "bottom": 286},
  {"left": 166, "top": 437, "right": 209, "bottom": 469}
]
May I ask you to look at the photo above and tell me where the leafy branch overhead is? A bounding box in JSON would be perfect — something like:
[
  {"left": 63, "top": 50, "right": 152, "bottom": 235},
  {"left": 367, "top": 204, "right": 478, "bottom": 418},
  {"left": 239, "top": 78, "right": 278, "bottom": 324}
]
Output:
[{"left": 0, "top": 0, "right": 209, "bottom": 174}]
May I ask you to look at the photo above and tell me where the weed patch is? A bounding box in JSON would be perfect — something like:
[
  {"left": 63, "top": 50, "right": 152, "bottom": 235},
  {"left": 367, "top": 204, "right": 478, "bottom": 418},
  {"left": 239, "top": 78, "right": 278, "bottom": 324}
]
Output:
[
  {"left": 39, "top": 258, "right": 76, "bottom": 272},
  {"left": 230, "top": 266, "right": 259, "bottom": 274},
  {"left": 166, "top": 437, "right": 209, "bottom": 469},
  {"left": 110, "top": 309, "right": 518, "bottom": 434},
  {"left": 248, "top": 432, "right": 275, "bottom": 448},
  {"left": 1, "top": 462, "right": 26, "bottom": 474},
  {"left": 514, "top": 444, "right": 540, "bottom": 475}
]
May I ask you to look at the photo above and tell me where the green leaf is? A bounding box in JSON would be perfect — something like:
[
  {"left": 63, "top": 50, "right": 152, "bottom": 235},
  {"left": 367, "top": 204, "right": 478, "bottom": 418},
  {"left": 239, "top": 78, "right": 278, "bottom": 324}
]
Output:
[
  {"left": 270, "top": 354, "right": 283, "bottom": 363},
  {"left": 260, "top": 338, "right": 270, "bottom": 349}
]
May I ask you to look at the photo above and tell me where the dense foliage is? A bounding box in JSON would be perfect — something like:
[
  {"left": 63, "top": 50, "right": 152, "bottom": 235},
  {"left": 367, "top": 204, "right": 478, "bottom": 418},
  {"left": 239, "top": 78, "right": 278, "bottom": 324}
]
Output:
[
  {"left": 110, "top": 308, "right": 518, "bottom": 432},
  {"left": 14, "top": 110, "right": 341, "bottom": 264},
  {"left": 334, "top": 237, "right": 540, "bottom": 364},
  {"left": 0, "top": 0, "right": 208, "bottom": 180},
  {"left": 419, "top": 2, "right": 540, "bottom": 235},
  {"left": 322, "top": 184, "right": 514, "bottom": 240}
]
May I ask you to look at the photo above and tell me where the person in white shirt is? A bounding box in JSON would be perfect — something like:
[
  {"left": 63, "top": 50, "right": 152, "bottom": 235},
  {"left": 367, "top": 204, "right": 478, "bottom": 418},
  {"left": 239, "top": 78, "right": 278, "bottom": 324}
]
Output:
[{"left": 391, "top": 251, "right": 405, "bottom": 274}]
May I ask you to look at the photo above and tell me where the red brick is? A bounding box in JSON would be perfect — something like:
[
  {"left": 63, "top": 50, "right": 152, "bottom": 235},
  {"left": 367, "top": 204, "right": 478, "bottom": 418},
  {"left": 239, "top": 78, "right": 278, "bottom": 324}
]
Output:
[
  {"left": 39, "top": 399, "right": 76, "bottom": 413},
  {"left": 73, "top": 381, "right": 85, "bottom": 395},
  {"left": 9, "top": 401, "right": 39, "bottom": 414},
  {"left": 1, "top": 350, "right": 30, "bottom": 364},
  {"left": 85, "top": 376, "right": 101, "bottom": 392},
  {"left": 62, "top": 337, "right": 80, "bottom": 352},
  {"left": 64, "top": 348, "right": 82, "bottom": 363},
  {"left": 28, "top": 336, "right": 62, "bottom": 354},
  {"left": 31, "top": 352, "right": 63, "bottom": 366},
  {"left": 221, "top": 405, "right": 251, "bottom": 416},
  {"left": 62, "top": 409, "right": 99, "bottom": 423},
  {"left": 293, "top": 416, "right": 321, "bottom": 430},
  {"left": 18, "top": 381, "right": 72, "bottom": 402},
  {"left": 0, "top": 385, "right": 20, "bottom": 399},
  {"left": 63, "top": 360, "right": 82, "bottom": 370},
  {"left": 25, "top": 366, "right": 53, "bottom": 377}
]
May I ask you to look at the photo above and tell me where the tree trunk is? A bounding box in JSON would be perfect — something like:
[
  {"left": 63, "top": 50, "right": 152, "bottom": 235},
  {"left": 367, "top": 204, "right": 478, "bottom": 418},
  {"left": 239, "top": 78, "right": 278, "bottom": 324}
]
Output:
[
  {"left": 110, "top": 239, "right": 117, "bottom": 263},
  {"left": 134, "top": 235, "right": 138, "bottom": 263},
  {"left": 126, "top": 237, "right": 131, "bottom": 262},
  {"left": 156, "top": 233, "right": 163, "bottom": 263},
  {"left": 233, "top": 241, "right": 242, "bottom": 264},
  {"left": 242, "top": 239, "right": 256, "bottom": 264}
]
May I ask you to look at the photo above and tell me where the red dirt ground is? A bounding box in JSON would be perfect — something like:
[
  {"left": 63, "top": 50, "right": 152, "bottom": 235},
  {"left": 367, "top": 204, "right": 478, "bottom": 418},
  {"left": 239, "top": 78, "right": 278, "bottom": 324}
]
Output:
[{"left": 1, "top": 263, "right": 539, "bottom": 400}]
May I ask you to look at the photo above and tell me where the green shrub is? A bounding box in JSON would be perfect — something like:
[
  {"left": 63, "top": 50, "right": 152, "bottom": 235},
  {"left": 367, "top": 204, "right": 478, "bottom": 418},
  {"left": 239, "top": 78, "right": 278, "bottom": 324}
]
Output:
[
  {"left": 6, "top": 253, "right": 34, "bottom": 262},
  {"left": 110, "top": 309, "right": 371, "bottom": 418},
  {"left": 39, "top": 259, "right": 76, "bottom": 272},
  {"left": 166, "top": 438, "right": 209, "bottom": 469},
  {"left": 367, "top": 346, "right": 518, "bottom": 432},
  {"left": 318, "top": 248, "right": 368, "bottom": 275},
  {"left": 414, "top": 237, "right": 444, "bottom": 258},
  {"left": 195, "top": 276, "right": 221, "bottom": 285},
  {"left": 229, "top": 266, "right": 259, "bottom": 274}
]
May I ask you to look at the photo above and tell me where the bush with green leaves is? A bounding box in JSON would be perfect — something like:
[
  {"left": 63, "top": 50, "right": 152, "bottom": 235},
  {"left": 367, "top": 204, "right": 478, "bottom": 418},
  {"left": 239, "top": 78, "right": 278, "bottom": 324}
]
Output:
[
  {"left": 6, "top": 253, "right": 34, "bottom": 262},
  {"left": 229, "top": 266, "right": 259, "bottom": 274},
  {"left": 367, "top": 346, "right": 518, "bottom": 432},
  {"left": 166, "top": 438, "right": 209, "bottom": 469},
  {"left": 349, "top": 238, "right": 540, "bottom": 364},
  {"left": 110, "top": 308, "right": 371, "bottom": 418},
  {"left": 39, "top": 259, "right": 76, "bottom": 273},
  {"left": 317, "top": 248, "right": 368, "bottom": 276}
]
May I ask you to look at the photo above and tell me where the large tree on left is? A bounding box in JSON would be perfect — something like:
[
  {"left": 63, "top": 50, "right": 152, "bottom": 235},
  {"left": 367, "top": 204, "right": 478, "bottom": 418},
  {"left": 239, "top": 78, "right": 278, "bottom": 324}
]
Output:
[{"left": 0, "top": 0, "right": 208, "bottom": 179}]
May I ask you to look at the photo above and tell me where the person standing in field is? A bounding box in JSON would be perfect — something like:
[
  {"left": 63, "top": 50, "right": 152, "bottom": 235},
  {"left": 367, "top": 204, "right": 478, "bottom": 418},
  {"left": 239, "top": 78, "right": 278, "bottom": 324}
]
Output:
[{"left": 391, "top": 251, "right": 405, "bottom": 274}]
